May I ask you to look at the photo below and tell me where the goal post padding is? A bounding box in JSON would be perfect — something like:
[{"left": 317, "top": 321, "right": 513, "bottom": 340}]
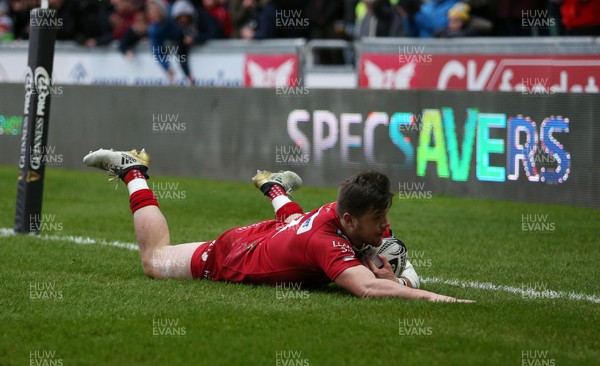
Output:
[{"left": 14, "top": 8, "right": 57, "bottom": 234}]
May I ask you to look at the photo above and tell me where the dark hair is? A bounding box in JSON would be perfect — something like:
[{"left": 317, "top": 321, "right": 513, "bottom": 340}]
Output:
[{"left": 337, "top": 170, "right": 393, "bottom": 217}]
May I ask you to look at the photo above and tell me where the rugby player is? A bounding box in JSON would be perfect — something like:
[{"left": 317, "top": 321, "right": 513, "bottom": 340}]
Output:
[{"left": 83, "top": 148, "right": 473, "bottom": 302}]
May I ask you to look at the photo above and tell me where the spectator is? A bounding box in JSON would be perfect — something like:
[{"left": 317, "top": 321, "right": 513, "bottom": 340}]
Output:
[
  {"left": 306, "top": 0, "right": 344, "bottom": 39},
  {"left": 404, "top": 0, "right": 459, "bottom": 38},
  {"left": 389, "top": 0, "right": 421, "bottom": 36},
  {"left": 72, "top": 0, "right": 113, "bottom": 47},
  {"left": 229, "top": 0, "right": 256, "bottom": 38},
  {"left": 343, "top": 0, "right": 358, "bottom": 39},
  {"left": 239, "top": 0, "right": 279, "bottom": 40},
  {"left": 355, "top": 0, "right": 394, "bottom": 39},
  {"left": 147, "top": 0, "right": 194, "bottom": 85},
  {"left": 561, "top": 0, "right": 600, "bottom": 35},
  {"left": 174, "top": 0, "right": 224, "bottom": 43},
  {"left": 48, "top": 0, "right": 77, "bottom": 41},
  {"left": 9, "top": 0, "right": 31, "bottom": 40},
  {"left": 496, "top": 0, "right": 545, "bottom": 36},
  {"left": 202, "top": 0, "right": 232, "bottom": 37},
  {"left": 274, "top": 0, "right": 310, "bottom": 38},
  {"left": 439, "top": 2, "right": 493, "bottom": 37},
  {"left": 172, "top": 0, "right": 198, "bottom": 46},
  {"left": 304, "top": 0, "right": 344, "bottom": 63},
  {"left": 110, "top": 0, "right": 138, "bottom": 41},
  {"left": 546, "top": 0, "right": 563, "bottom": 36},
  {"left": 118, "top": 9, "right": 148, "bottom": 58},
  {"left": 0, "top": 0, "right": 14, "bottom": 42}
]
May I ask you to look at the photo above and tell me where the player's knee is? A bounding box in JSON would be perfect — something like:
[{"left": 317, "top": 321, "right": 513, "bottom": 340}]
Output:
[{"left": 141, "top": 256, "right": 160, "bottom": 279}]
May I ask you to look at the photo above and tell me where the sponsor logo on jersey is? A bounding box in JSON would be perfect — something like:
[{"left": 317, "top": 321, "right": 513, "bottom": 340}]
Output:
[
  {"left": 332, "top": 240, "right": 353, "bottom": 253},
  {"left": 296, "top": 206, "right": 323, "bottom": 235}
]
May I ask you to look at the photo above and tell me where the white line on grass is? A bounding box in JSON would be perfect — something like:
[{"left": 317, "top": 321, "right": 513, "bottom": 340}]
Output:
[
  {"left": 2, "top": 228, "right": 599, "bottom": 304},
  {"left": 421, "top": 277, "right": 600, "bottom": 304},
  {"left": 0, "top": 228, "right": 138, "bottom": 251}
]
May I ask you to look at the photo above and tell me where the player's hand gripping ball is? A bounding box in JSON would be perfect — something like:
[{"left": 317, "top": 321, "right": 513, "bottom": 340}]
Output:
[{"left": 366, "top": 237, "right": 408, "bottom": 277}]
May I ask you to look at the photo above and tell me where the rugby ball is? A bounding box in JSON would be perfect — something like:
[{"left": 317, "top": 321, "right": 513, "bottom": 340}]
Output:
[{"left": 366, "top": 237, "right": 407, "bottom": 276}]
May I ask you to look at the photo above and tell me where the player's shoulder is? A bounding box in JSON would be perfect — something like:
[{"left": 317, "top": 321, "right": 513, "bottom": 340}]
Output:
[
  {"left": 297, "top": 202, "right": 338, "bottom": 234},
  {"left": 297, "top": 202, "right": 350, "bottom": 243}
]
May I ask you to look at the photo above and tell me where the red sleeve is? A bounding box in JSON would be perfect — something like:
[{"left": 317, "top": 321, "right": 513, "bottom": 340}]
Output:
[{"left": 305, "top": 229, "right": 362, "bottom": 281}]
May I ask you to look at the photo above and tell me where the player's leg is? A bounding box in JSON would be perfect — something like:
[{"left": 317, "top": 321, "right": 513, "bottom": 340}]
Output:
[
  {"left": 252, "top": 170, "right": 304, "bottom": 223},
  {"left": 132, "top": 205, "right": 203, "bottom": 279},
  {"left": 83, "top": 148, "right": 202, "bottom": 279}
]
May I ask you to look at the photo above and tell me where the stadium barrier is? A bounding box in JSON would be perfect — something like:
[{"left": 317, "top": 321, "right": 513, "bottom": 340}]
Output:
[
  {"left": 0, "top": 39, "right": 306, "bottom": 87},
  {"left": 355, "top": 37, "right": 600, "bottom": 92},
  {"left": 0, "top": 83, "right": 598, "bottom": 208},
  {"left": 1, "top": 37, "right": 599, "bottom": 92}
]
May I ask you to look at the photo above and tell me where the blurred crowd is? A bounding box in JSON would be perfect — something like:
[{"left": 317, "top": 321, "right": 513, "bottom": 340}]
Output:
[
  {"left": 1, "top": 0, "right": 599, "bottom": 45},
  {"left": 0, "top": 0, "right": 598, "bottom": 82}
]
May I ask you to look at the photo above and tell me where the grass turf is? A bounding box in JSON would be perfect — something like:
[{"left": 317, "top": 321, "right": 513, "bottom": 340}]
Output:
[{"left": 0, "top": 165, "right": 598, "bottom": 366}]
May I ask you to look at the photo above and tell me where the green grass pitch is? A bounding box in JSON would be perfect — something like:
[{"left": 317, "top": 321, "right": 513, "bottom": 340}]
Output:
[{"left": 0, "top": 165, "right": 598, "bottom": 366}]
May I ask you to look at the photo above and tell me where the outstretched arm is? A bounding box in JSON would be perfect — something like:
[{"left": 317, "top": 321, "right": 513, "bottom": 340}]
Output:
[{"left": 334, "top": 265, "right": 474, "bottom": 302}]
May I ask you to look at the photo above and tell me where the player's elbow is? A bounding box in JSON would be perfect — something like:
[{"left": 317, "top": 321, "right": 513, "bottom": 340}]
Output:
[{"left": 141, "top": 257, "right": 160, "bottom": 279}]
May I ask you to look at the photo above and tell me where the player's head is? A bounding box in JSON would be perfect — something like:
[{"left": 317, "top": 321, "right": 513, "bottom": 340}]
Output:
[{"left": 337, "top": 170, "right": 393, "bottom": 248}]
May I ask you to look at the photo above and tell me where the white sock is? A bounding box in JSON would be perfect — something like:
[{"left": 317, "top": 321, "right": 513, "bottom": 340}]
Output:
[
  {"left": 272, "top": 195, "right": 291, "bottom": 212},
  {"left": 127, "top": 178, "right": 149, "bottom": 196}
]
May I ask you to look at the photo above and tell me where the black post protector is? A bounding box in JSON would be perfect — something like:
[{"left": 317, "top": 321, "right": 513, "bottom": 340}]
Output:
[{"left": 14, "top": 8, "right": 57, "bottom": 233}]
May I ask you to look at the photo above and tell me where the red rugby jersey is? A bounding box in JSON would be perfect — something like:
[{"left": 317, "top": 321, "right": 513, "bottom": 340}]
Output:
[{"left": 191, "top": 202, "right": 362, "bottom": 286}]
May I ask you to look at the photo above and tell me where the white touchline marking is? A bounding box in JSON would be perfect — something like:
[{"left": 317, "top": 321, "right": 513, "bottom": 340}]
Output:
[
  {"left": 421, "top": 277, "right": 600, "bottom": 304},
  {"left": 0, "top": 228, "right": 138, "bottom": 252},
  {"left": 1, "top": 228, "right": 599, "bottom": 304}
]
